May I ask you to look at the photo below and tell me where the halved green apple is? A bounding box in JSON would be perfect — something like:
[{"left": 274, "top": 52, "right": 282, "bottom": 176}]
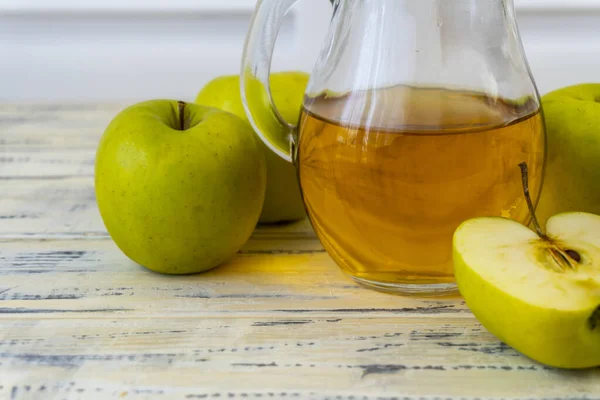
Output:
[{"left": 453, "top": 164, "right": 600, "bottom": 369}]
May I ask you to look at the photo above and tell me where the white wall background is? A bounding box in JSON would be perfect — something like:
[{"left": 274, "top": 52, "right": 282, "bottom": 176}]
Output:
[{"left": 0, "top": 0, "right": 599, "bottom": 103}]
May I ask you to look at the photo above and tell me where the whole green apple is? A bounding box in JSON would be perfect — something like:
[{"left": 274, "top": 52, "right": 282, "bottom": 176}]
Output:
[
  {"left": 536, "top": 83, "right": 600, "bottom": 227},
  {"left": 95, "top": 100, "right": 266, "bottom": 274},
  {"left": 195, "top": 71, "right": 309, "bottom": 224}
]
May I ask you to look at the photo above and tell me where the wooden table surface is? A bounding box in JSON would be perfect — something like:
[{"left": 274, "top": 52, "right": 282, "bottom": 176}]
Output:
[{"left": 1, "top": 104, "right": 599, "bottom": 400}]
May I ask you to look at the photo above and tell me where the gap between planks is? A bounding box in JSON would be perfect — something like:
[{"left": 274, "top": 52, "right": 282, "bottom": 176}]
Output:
[{"left": 0, "top": 310, "right": 470, "bottom": 321}]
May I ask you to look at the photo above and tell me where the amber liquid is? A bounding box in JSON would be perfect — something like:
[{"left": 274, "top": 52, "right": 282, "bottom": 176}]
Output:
[{"left": 297, "top": 85, "right": 545, "bottom": 290}]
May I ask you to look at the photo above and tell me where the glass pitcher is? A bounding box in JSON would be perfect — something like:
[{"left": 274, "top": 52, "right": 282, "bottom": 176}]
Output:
[{"left": 240, "top": 0, "right": 546, "bottom": 296}]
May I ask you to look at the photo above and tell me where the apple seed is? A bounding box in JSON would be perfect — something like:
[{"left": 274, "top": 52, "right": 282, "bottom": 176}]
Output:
[{"left": 566, "top": 249, "right": 582, "bottom": 263}]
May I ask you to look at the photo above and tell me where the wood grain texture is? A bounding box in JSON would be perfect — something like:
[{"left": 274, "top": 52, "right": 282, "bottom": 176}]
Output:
[
  {"left": 0, "top": 238, "right": 465, "bottom": 318},
  {"left": 2, "top": 316, "right": 599, "bottom": 399},
  {"left": 0, "top": 104, "right": 119, "bottom": 149},
  {"left": 1, "top": 104, "right": 600, "bottom": 399}
]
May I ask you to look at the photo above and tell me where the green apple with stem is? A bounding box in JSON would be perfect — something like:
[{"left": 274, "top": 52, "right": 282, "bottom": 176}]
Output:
[
  {"left": 453, "top": 162, "right": 600, "bottom": 369},
  {"left": 95, "top": 100, "right": 266, "bottom": 274},
  {"left": 195, "top": 71, "right": 309, "bottom": 224},
  {"left": 535, "top": 83, "right": 600, "bottom": 228}
]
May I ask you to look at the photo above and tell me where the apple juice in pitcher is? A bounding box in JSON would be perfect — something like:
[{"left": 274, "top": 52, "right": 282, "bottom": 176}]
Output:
[
  {"left": 241, "top": 0, "right": 547, "bottom": 295},
  {"left": 297, "top": 85, "right": 545, "bottom": 290}
]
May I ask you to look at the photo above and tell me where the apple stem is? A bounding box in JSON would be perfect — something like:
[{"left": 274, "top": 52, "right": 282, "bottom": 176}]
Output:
[
  {"left": 520, "top": 162, "right": 581, "bottom": 270},
  {"left": 178, "top": 101, "right": 187, "bottom": 130},
  {"left": 519, "top": 162, "right": 546, "bottom": 239}
]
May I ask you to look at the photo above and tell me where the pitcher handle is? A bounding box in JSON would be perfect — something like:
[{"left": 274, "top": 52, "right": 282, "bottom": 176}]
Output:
[{"left": 240, "top": 0, "right": 304, "bottom": 163}]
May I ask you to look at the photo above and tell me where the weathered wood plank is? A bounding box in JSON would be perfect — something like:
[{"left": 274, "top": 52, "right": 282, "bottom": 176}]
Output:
[
  {"left": 0, "top": 149, "right": 95, "bottom": 179},
  {"left": 0, "top": 238, "right": 465, "bottom": 319},
  {"left": 1, "top": 317, "right": 598, "bottom": 399},
  {"left": 0, "top": 177, "right": 103, "bottom": 238},
  {"left": 0, "top": 104, "right": 121, "bottom": 149}
]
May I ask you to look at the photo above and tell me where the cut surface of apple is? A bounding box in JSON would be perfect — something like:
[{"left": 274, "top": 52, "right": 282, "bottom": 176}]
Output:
[{"left": 453, "top": 212, "right": 600, "bottom": 369}]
